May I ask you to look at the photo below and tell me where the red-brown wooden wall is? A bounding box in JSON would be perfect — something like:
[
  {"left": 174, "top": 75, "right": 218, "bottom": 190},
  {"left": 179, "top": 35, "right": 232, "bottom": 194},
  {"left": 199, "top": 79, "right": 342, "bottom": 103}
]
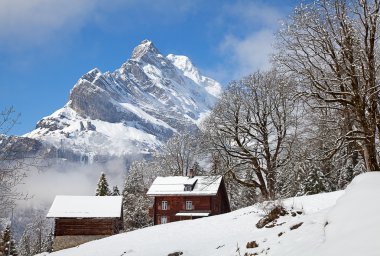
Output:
[{"left": 151, "top": 180, "right": 230, "bottom": 225}]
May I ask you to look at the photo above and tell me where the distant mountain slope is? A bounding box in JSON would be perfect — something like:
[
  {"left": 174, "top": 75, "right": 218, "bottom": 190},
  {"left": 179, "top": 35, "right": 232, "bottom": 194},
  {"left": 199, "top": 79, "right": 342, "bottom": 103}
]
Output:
[{"left": 24, "top": 40, "right": 222, "bottom": 163}]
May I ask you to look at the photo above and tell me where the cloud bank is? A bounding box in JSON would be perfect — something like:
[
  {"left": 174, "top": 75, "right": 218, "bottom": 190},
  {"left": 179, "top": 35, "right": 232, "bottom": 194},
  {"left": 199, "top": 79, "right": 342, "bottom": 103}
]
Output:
[
  {"left": 216, "top": 1, "right": 285, "bottom": 80},
  {"left": 17, "top": 160, "right": 127, "bottom": 209}
]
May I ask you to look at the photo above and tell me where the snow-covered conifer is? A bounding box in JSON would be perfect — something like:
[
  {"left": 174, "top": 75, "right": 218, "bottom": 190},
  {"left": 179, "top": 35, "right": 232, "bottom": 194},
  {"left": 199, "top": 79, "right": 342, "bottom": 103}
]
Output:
[
  {"left": 95, "top": 172, "right": 111, "bottom": 196},
  {"left": 300, "top": 167, "right": 328, "bottom": 195},
  {"left": 0, "top": 225, "right": 18, "bottom": 256},
  {"left": 111, "top": 186, "right": 120, "bottom": 196},
  {"left": 122, "top": 165, "right": 151, "bottom": 231}
]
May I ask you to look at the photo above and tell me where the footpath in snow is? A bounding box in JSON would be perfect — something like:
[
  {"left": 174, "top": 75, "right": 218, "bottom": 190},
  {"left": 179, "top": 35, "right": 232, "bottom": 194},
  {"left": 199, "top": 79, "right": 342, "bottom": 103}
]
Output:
[{"left": 37, "top": 173, "right": 380, "bottom": 256}]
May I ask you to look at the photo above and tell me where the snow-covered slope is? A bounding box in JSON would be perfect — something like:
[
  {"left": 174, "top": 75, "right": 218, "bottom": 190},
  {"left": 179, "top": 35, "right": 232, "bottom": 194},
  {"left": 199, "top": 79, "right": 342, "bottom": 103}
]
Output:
[
  {"left": 314, "top": 172, "right": 380, "bottom": 256},
  {"left": 25, "top": 40, "right": 222, "bottom": 163},
  {"left": 37, "top": 173, "right": 380, "bottom": 256},
  {"left": 36, "top": 191, "right": 342, "bottom": 256}
]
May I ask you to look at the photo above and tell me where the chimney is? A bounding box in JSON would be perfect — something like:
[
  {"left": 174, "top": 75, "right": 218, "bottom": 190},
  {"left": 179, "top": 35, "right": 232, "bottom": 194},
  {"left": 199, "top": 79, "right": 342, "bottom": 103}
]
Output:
[{"left": 188, "top": 168, "right": 194, "bottom": 178}]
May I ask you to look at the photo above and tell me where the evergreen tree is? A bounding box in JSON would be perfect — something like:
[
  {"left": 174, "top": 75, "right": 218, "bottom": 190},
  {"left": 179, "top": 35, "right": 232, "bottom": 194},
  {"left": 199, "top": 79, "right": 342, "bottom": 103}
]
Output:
[
  {"left": 111, "top": 186, "right": 120, "bottom": 196},
  {"left": 298, "top": 162, "right": 330, "bottom": 196},
  {"left": 122, "top": 165, "right": 151, "bottom": 231},
  {"left": 95, "top": 172, "right": 111, "bottom": 196},
  {"left": 0, "top": 225, "right": 18, "bottom": 256}
]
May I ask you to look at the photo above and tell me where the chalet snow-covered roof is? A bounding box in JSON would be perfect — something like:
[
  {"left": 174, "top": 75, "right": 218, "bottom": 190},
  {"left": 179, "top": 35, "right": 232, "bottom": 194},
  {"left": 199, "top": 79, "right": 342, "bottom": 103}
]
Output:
[
  {"left": 46, "top": 195, "right": 123, "bottom": 218},
  {"left": 146, "top": 175, "right": 223, "bottom": 196}
]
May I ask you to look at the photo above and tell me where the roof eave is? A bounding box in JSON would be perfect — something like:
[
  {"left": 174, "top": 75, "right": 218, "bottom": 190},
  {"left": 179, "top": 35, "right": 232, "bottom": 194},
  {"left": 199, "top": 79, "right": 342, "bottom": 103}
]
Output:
[
  {"left": 47, "top": 215, "right": 122, "bottom": 218},
  {"left": 146, "top": 192, "right": 218, "bottom": 197}
]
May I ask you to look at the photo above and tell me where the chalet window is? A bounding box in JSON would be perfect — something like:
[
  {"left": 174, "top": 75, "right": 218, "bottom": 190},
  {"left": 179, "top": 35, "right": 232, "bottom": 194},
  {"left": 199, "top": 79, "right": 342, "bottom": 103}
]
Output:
[
  {"left": 184, "top": 185, "right": 192, "bottom": 191},
  {"left": 186, "top": 201, "right": 193, "bottom": 210},
  {"left": 161, "top": 201, "right": 168, "bottom": 210},
  {"left": 161, "top": 216, "right": 168, "bottom": 224}
]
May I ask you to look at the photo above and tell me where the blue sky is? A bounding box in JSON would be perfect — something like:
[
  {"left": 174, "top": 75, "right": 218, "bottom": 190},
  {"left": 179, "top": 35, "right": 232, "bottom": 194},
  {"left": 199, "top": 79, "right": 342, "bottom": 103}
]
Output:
[{"left": 0, "top": 0, "right": 299, "bottom": 135}]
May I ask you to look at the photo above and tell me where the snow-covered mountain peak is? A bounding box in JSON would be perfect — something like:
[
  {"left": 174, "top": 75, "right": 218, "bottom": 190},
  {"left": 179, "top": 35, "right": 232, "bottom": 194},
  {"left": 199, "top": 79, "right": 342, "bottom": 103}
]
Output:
[
  {"left": 167, "top": 53, "right": 223, "bottom": 98},
  {"left": 167, "top": 54, "right": 202, "bottom": 83},
  {"left": 131, "top": 39, "right": 160, "bottom": 60},
  {"left": 167, "top": 54, "right": 196, "bottom": 73},
  {"left": 25, "top": 40, "right": 223, "bottom": 164}
]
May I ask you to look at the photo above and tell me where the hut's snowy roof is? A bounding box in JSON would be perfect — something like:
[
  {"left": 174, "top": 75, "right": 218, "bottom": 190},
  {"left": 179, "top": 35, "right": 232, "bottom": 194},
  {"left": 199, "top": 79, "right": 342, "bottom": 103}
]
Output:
[
  {"left": 46, "top": 195, "right": 123, "bottom": 218},
  {"left": 146, "top": 176, "right": 223, "bottom": 196}
]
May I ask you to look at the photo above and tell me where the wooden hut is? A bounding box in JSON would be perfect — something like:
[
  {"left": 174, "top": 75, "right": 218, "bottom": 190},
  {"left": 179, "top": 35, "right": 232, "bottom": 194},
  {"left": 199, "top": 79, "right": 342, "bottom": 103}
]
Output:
[
  {"left": 47, "top": 195, "right": 123, "bottom": 251},
  {"left": 147, "top": 172, "right": 230, "bottom": 225}
]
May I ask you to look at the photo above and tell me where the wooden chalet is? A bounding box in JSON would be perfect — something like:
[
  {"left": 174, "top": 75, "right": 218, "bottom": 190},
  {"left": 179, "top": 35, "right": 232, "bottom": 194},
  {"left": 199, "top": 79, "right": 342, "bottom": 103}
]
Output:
[
  {"left": 47, "top": 195, "right": 123, "bottom": 251},
  {"left": 147, "top": 171, "right": 231, "bottom": 225}
]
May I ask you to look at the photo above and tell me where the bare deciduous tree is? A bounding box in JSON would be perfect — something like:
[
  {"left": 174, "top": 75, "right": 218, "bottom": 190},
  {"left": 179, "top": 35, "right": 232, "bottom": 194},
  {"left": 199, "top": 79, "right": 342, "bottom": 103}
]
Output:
[
  {"left": 0, "top": 107, "right": 24, "bottom": 218},
  {"left": 0, "top": 107, "right": 43, "bottom": 218},
  {"left": 202, "top": 70, "right": 298, "bottom": 200},
  {"left": 276, "top": 0, "right": 380, "bottom": 171},
  {"left": 159, "top": 132, "right": 200, "bottom": 176}
]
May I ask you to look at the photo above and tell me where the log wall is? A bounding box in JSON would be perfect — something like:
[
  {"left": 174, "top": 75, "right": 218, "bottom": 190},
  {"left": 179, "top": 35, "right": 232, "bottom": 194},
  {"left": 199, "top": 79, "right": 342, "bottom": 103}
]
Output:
[{"left": 54, "top": 218, "right": 122, "bottom": 236}]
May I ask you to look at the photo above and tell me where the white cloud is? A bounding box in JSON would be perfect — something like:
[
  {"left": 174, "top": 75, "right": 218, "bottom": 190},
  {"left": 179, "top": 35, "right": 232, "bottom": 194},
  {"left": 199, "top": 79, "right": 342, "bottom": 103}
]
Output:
[
  {"left": 0, "top": 0, "right": 102, "bottom": 49},
  {"left": 220, "top": 30, "right": 275, "bottom": 78},
  {"left": 0, "top": 0, "right": 200, "bottom": 51},
  {"left": 215, "top": 1, "right": 284, "bottom": 80},
  {"left": 224, "top": 1, "right": 282, "bottom": 28}
]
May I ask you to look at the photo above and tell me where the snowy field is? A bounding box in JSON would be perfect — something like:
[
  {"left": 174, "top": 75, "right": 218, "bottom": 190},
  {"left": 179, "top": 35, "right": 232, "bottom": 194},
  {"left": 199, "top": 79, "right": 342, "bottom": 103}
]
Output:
[{"left": 37, "top": 173, "right": 380, "bottom": 256}]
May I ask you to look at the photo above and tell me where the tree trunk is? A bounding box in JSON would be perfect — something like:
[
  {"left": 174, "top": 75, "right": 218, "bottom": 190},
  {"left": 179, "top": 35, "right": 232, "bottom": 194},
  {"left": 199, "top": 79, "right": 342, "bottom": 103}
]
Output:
[
  {"left": 267, "top": 170, "right": 276, "bottom": 200},
  {"left": 362, "top": 139, "right": 380, "bottom": 171}
]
